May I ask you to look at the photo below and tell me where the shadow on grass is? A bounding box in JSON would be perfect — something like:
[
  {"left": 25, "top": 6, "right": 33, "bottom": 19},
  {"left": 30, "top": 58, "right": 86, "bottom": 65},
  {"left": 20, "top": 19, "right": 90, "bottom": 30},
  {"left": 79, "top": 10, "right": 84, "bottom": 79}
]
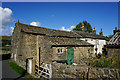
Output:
[{"left": 14, "top": 70, "right": 27, "bottom": 80}]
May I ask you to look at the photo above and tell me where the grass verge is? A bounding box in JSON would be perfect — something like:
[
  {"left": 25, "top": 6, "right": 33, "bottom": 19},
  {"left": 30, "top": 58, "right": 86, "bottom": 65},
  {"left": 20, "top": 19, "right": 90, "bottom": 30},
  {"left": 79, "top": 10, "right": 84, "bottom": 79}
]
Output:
[
  {"left": 0, "top": 50, "right": 11, "bottom": 54},
  {"left": 8, "top": 60, "right": 33, "bottom": 78}
]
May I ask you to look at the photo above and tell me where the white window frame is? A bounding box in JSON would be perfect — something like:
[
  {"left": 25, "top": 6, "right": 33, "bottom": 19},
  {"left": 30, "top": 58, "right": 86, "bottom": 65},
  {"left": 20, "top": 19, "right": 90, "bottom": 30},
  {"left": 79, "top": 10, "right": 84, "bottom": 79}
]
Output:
[{"left": 57, "top": 49, "right": 63, "bottom": 54}]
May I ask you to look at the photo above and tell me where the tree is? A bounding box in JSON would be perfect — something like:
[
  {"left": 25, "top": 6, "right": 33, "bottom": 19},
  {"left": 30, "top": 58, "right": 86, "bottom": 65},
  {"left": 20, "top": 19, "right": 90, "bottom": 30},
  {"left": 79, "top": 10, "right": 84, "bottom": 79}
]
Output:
[
  {"left": 73, "top": 21, "right": 92, "bottom": 33},
  {"left": 107, "top": 35, "right": 113, "bottom": 38}
]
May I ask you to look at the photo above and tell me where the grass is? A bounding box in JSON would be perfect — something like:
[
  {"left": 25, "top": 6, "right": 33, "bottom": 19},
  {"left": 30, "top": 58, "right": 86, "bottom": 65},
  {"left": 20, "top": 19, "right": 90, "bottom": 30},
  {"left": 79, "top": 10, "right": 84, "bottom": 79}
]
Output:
[
  {"left": 8, "top": 60, "right": 33, "bottom": 78},
  {"left": 0, "top": 50, "right": 11, "bottom": 54}
]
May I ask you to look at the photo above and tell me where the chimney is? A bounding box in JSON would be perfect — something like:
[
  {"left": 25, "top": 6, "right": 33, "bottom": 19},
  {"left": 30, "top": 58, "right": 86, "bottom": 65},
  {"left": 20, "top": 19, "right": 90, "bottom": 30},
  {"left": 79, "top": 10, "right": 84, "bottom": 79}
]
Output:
[
  {"left": 92, "top": 27, "right": 96, "bottom": 34},
  {"left": 99, "top": 28, "right": 103, "bottom": 36},
  {"left": 113, "top": 27, "right": 118, "bottom": 35},
  {"left": 81, "top": 23, "right": 85, "bottom": 32}
]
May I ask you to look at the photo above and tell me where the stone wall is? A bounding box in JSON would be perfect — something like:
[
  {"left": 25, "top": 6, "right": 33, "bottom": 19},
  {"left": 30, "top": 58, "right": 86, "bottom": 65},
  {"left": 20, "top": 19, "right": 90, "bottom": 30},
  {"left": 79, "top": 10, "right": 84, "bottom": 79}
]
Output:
[
  {"left": 74, "top": 47, "right": 93, "bottom": 64},
  {"left": 19, "top": 32, "right": 37, "bottom": 69},
  {"left": 38, "top": 36, "right": 53, "bottom": 63},
  {"left": 52, "top": 47, "right": 67, "bottom": 61},
  {"left": 52, "top": 46, "right": 94, "bottom": 64},
  {"left": 52, "top": 63, "right": 120, "bottom": 79},
  {"left": 11, "top": 23, "right": 22, "bottom": 65},
  {"left": 107, "top": 48, "right": 120, "bottom": 60}
]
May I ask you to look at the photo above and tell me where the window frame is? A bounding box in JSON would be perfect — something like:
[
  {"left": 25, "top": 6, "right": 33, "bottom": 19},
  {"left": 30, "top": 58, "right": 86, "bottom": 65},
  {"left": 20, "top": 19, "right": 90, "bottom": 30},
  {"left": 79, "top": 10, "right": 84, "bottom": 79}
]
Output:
[{"left": 57, "top": 49, "right": 63, "bottom": 54}]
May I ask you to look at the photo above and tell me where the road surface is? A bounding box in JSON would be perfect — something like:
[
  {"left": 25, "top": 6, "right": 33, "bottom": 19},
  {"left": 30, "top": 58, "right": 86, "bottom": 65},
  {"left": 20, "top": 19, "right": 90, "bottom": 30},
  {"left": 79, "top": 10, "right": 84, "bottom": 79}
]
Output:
[{"left": 0, "top": 55, "right": 21, "bottom": 80}]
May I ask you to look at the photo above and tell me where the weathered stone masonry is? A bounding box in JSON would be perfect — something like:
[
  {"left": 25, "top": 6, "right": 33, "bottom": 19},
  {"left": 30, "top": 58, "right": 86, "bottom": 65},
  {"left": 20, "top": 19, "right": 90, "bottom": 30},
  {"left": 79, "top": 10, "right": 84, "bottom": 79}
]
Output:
[
  {"left": 52, "top": 63, "right": 120, "bottom": 79},
  {"left": 12, "top": 21, "right": 115, "bottom": 79}
]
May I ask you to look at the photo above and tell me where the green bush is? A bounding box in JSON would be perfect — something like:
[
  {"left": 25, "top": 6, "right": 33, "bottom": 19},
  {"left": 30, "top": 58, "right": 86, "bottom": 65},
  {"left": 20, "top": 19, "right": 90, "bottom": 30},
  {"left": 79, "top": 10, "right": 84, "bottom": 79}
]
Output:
[
  {"left": 92, "top": 56, "right": 120, "bottom": 68},
  {"left": 93, "top": 57, "right": 110, "bottom": 68}
]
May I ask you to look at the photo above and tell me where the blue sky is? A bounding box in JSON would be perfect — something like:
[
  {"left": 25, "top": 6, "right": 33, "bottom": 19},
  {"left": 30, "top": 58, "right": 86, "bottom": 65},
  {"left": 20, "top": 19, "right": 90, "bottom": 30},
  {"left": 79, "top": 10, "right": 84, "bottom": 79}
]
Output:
[{"left": 1, "top": 2, "right": 118, "bottom": 36}]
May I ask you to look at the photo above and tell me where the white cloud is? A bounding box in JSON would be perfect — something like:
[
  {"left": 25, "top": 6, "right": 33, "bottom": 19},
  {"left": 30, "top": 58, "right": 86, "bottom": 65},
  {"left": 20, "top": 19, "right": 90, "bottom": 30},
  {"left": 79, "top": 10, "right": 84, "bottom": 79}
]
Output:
[
  {"left": 0, "top": 7, "right": 14, "bottom": 26},
  {"left": 1, "top": 27, "right": 11, "bottom": 35},
  {"left": 61, "top": 26, "right": 75, "bottom": 31},
  {"left": 61, "top": 26, "right": 66, "bottom": 30},
  {"left": 70, "top": 26, "right": 75, "bottom": 29},
  {"left": 30, "top": 22, "right": 40, "bottom": 26},
  {"left": 10, "top": 26, "right": 14, "bottom": 33},
  {"left": 0, "top": 7, "right": 14, "bottom": 36}
]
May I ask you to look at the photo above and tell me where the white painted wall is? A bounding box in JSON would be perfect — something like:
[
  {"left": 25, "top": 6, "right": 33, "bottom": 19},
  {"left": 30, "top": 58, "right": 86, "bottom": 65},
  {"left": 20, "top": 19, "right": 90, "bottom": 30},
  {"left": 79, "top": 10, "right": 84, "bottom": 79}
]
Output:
[{"left": 80, "top": 38, "right": 106, "bottom": 54}]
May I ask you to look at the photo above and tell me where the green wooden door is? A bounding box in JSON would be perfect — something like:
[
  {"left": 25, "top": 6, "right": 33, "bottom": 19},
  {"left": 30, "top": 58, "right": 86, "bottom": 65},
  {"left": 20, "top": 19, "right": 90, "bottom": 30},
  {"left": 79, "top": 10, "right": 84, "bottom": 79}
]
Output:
[{"left": 66, "top": 48, "right": 74, "bottom": 65}]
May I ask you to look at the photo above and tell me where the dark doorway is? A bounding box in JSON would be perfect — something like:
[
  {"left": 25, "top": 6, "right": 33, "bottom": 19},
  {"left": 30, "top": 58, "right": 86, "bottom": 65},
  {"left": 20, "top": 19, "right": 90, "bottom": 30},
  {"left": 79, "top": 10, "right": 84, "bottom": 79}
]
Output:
[{"left": 39, "top": 47, "right": 41, "bottom": 65}]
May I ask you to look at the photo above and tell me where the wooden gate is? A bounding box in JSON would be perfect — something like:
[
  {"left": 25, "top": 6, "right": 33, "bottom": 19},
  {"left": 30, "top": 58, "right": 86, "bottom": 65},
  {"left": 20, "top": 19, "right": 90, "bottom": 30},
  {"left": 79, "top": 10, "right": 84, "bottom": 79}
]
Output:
[{"left": 35, "top": 62, "right": 52, "bottom": 79}]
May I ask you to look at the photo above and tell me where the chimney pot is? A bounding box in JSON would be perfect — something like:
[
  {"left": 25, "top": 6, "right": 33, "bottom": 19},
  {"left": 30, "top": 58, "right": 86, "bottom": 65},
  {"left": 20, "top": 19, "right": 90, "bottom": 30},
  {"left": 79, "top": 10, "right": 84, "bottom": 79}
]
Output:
[
  {"left": 99, "top": 28, "right": 103, "bottom": 36},
  {"left": 92, "top": 27, "right": 96, "bottom": 34}
]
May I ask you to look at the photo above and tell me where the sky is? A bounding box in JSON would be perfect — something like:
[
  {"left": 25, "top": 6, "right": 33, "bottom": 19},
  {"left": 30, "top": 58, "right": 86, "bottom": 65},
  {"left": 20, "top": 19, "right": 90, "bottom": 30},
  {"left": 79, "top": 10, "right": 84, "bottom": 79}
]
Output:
[{"left": 1, "top": 2, "right": 118, "bottom": 36}]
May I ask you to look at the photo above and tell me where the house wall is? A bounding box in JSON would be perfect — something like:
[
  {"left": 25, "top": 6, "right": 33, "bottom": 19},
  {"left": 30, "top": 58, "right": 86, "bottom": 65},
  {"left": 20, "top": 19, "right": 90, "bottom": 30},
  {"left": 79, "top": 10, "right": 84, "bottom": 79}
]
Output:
[
  {"left": 52, "top": 47, "right": 67, "bottom": 61},
  {"left": 107, "top": 48, "right": 120, "bottom": 61},
  {"left": 74, "top": 47, "right": 93, "bottom": 64},
  {"left": 80, "top": 38, "right": 106, "bottom": 54},
  {"left": 19, "top": 32, "right": 37, "bottom": 69},
  {"left": 52, "top": 46, "right": 94, "bottom": 64},
  {"left": 37, "top": 35, "right": 53, "bottom": 63},
  {"left": 12, "top": 23, "right": 21, "bottom": 64}
]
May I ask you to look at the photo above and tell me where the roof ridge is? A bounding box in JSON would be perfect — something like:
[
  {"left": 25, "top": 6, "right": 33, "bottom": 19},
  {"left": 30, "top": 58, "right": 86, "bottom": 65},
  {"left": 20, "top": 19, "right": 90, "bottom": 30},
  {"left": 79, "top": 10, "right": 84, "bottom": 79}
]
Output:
[{"left": 17, "top": 22, "right": 74, "bottom": 33}]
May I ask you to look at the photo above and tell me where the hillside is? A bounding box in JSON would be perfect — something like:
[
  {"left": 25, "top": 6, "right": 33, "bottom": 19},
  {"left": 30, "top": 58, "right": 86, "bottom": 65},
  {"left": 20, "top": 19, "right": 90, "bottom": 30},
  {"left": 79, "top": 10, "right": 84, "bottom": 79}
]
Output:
[{"left": 0, "top": 36, "right": 12, "bottom": 51}]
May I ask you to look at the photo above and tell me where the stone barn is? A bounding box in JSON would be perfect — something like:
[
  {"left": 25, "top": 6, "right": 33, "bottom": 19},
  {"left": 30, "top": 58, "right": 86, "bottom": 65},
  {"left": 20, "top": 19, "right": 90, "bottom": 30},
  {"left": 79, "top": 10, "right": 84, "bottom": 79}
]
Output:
[
  {"left": 11, "top": 20, "right": 107, "bottom": 78},
  {"left": 11, "top": 20, "right": 95, "bottom": 77}
]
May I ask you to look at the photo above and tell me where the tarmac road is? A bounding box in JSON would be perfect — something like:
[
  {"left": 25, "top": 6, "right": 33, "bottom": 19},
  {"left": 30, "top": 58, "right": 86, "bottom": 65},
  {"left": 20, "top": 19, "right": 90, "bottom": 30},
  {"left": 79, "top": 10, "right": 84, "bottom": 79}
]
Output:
[{"left": 0, "top": 55, "right": 20, "bottom": 80}]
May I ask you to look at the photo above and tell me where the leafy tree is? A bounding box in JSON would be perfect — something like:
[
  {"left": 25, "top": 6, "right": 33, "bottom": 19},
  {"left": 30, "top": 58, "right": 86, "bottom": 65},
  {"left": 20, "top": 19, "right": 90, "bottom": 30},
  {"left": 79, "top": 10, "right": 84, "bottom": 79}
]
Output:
[
  {"left": 107, "top": 35, "right": 113, "bottom": 38},
  {"left": 73, "top": 21, "right": 92, "bottom": 33}
]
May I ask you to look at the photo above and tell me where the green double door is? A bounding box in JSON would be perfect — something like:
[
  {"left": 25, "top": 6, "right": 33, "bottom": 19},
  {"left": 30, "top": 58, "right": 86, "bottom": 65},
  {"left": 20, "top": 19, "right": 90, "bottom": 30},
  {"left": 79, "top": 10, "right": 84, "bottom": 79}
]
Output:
[{"left": 66, "top": 48, "right": 74, "bottom": 65}]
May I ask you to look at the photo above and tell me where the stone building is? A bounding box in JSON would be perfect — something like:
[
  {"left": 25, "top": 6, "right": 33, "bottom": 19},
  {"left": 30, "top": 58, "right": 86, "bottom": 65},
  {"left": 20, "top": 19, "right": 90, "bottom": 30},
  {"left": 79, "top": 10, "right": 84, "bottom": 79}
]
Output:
[
  {"left": 72, "top": 24, "right": 107, "bottom": 54},
  {"left": 12, "top": 20, "right": 107, "bottom": 78},
  {"left": 106, "top": 27, "right": 120, "bottom": 63},
  {"left": 12, "top": 21, "right": 93, "bottom": 75}
]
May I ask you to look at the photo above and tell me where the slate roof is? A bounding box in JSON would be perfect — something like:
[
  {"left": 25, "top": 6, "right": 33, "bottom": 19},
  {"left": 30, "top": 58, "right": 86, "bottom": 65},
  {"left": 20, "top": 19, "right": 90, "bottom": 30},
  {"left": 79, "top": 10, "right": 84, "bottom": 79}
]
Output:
[
  {"left": 17, "top": 22, "right": 81, "bottom": 38},
  {"left": 108, "top": 31, "right": 120, "bottom": 45},
  {"left": 72, "top": 31, "right": 106, "bottom": 39},
  {"left": 43, "top": 36, "right": 93, "bottom": 46},
  {"left": 16, "top": 22, "right": 106, "bottom": 39}
]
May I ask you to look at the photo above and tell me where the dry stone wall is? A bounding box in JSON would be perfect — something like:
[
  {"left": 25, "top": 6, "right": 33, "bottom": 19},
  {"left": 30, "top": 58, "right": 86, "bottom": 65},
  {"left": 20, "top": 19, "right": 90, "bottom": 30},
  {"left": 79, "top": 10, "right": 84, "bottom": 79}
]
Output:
[{"left": 52, "top": 63, "right": 120, "bottom": 79}]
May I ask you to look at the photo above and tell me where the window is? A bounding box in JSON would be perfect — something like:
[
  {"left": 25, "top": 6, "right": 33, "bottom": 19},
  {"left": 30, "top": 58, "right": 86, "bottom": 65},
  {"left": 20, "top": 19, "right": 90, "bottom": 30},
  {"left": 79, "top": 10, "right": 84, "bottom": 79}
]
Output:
[{"left": 57, "top": 49, "right": 63, "bottom": 54}]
